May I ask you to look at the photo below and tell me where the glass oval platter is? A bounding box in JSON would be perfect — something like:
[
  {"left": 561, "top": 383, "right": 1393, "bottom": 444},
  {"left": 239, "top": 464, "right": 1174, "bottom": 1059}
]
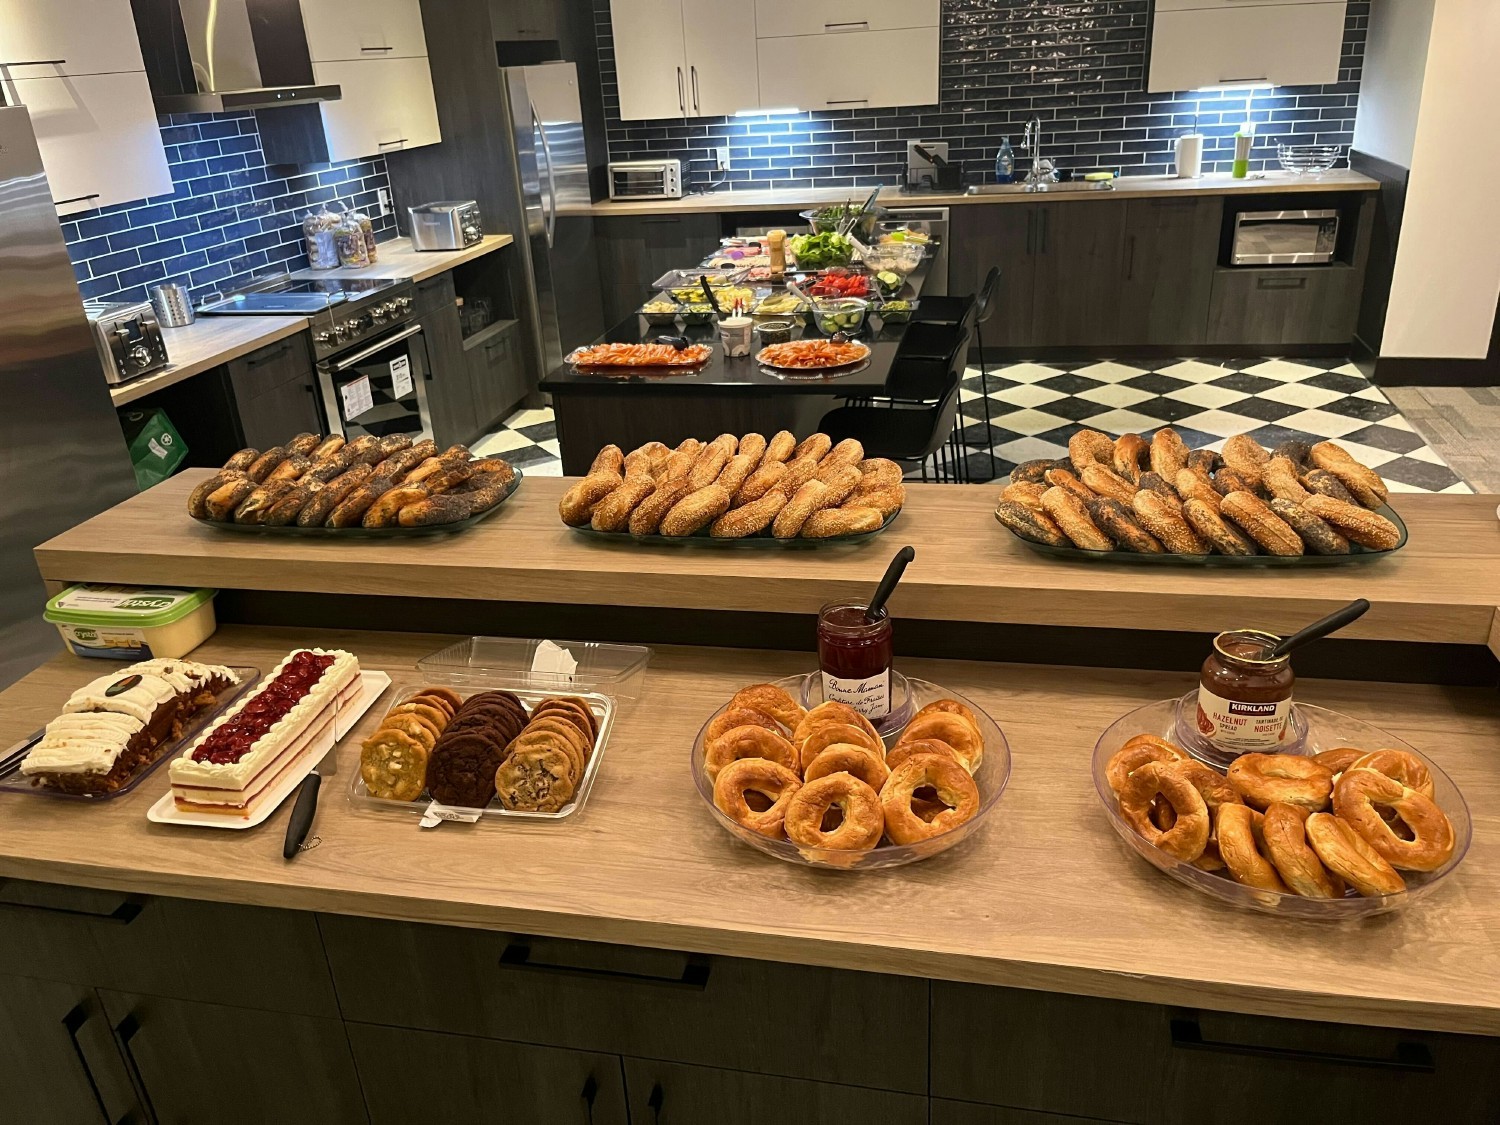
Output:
[
  {"left": 1092, "top": 698, "right": 1471, "bottom": 919},
  {"left": 571, "top": 507, "right": 899, "bottom": 548},
  {"left": 997, "top": 504, "right": 1407, "bottom": 566},
  {"left": 192, "top": 465, "right": 521, "bottom": 537},
  {"left": 691, "top": 672, "right": 1010, "bottom": 871}
]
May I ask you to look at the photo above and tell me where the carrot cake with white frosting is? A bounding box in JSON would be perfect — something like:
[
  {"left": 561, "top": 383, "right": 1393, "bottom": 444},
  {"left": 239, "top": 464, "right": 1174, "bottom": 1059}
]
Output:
[
  {"left": 20, "top": 659, "right": 239, "bottom": 794},
  {"left": 168, "top": 647, "right": 360, "bottom": 816}
]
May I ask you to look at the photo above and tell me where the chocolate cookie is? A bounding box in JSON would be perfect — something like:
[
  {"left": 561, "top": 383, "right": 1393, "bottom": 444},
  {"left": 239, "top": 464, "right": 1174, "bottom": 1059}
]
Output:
[
  {"left": 445, "top": 706, "right": 524, "bottom": 747},
  {"left": 426, "top": 730, "right": 507, "bottom": 807}
]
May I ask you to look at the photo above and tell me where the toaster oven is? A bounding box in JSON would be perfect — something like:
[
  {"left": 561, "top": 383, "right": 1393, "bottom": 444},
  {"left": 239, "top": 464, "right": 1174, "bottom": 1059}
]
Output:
[
  {"left": 607, "top": 160, "right": 683, "bottom": 200},
  {"left": 1230, "top": 209, "right": 1340, "bottom": 266},
  {"left": 408, "top": 201, "right": 484, "bottom": 251}
]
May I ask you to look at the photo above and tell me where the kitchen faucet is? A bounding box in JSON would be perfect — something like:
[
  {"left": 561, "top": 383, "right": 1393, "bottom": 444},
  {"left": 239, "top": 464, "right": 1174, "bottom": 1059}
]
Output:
[{"left": 1022, "top": 115, "right": 1056, "bottom": 191}]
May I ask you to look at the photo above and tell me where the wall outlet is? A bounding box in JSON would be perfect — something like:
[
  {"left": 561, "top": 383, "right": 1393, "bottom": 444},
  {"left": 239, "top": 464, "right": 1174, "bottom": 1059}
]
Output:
[
  {"left": 714, "top": 146, "right": 730, "bottom": 172},
  {"left": 377, "top": 188, "right": 392, "bottom": 217}
]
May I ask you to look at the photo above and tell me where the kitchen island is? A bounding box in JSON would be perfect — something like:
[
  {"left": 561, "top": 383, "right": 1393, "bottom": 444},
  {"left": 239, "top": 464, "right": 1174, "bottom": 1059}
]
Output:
[{"left": 5, "top": 475, "right": 1499, "bottom": 1123}]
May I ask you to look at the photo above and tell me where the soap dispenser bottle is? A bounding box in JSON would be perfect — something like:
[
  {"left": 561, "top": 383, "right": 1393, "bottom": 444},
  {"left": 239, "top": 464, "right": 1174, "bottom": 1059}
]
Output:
[{"left": 995, "top": 137, "right": 1015, "bottom": 184}]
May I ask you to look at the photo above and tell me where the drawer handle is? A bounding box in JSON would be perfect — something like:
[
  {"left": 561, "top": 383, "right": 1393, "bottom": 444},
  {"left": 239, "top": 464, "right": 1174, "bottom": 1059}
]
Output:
[
  {"left": 54, "top": 193, "right": 101, "bottom": 208},
  {"left": 648, "top": 1083, "right": 664, "bottom": 1124},
  {"left": 62, "top": 1004, "right": 117, "bottom": 1124},
  {"left": 1256, "top": 276, "right": 1307, "bottom": 291},
  {"left": 246, "top": 341, "right": 294, "bottom": 366},
  {"left": 581, "top": 1075, "right": 598, "bottom": 1125},
  {"left": 361, "top": 46, "right": 394, "bottom": 52},
  {"left": 1169, "top": 1019, "right": 1435, "bottom": 1073},
  {"left": 113, "top": 1014, "right": 160, "bottom": 1123},
  {"left": 0, "top": 881, "right": 144, "bottom": 924},
  {"left": 824, "top": 21, "right": 869, "bottom": 31},
  {"left": 499, "top": 941, "right": 710, "bottom": 990}
]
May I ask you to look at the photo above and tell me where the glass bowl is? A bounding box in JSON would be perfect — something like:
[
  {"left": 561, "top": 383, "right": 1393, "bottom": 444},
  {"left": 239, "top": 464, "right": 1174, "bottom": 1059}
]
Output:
[
  {"left": 1277, "top": 143, "right": 1342, "bottom": 174},
  {"left": 690, "top": 673, "right": 1011, "bottom": 871},
  {"left": 799, "top": 205, "right": 885, "bottom": 240},
  {"left": 812, "top": 297, "right": 869, "bottom": 335},
  {"left": 678, "top": 303, "right": 716, "bottom": 326},
  {"left": 1092, "top": 698, "right": 1472, "bottom": 919},
  {"left": 860, "top": 241, "right": 926, "bottom": 276},
  {"left": 638, "top": 298, "right": 681, "bottom": 327},
  {"left": 875, "top": 298, "right": 919, "bottom": 324},
  {"left": 876, "top": 221, "right": 933, "bottom": 246}
]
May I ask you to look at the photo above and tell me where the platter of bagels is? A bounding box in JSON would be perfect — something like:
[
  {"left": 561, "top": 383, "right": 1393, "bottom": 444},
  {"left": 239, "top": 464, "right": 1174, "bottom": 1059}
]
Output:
[
  {"left": 559, "top": 432, "right": 906, "bottom": 544},
  {"left": 1094, "top": 698, "right": 1470, "bottom": 918},
  {"left": 995, "top": 429, "right": 1406, "bottom": 565},
  {"left": 187, "top": 432, "right": 519, "bottom": 535},
  {"left": 691, "top": 675, "right": 1010, "bottom": 869}
]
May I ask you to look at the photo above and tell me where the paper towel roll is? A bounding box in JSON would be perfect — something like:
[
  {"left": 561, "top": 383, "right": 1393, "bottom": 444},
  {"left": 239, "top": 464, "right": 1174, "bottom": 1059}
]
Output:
[{"left": 1175, "top": 134, "right": 1204, "bottom": 179}]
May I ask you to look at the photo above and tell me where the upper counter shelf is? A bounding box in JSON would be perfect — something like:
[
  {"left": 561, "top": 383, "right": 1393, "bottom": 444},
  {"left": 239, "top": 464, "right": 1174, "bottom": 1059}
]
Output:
[{"left": 33, "top": 473, "right": 1500, "bottom": 649}]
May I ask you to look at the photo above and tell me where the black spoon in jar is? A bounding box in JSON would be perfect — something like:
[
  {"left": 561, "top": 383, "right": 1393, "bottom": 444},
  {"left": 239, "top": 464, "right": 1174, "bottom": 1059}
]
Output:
[
  {"left": 1268, "top": 598, "right": 1370, "bottom": 659},
  {"left": 866, "top": 545, "right": 916, "bottom": 622}
]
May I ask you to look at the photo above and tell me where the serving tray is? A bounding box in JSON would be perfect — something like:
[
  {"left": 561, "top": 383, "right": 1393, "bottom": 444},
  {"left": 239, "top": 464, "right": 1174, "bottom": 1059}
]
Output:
[
  {"left": 191, "top": 468, "right": 521, "bottom": 538},
  {"left": 0, "top": 665, "right": 261, "bottom": 801},
  {"left": 997, "top": 503, "right": 1407, "bottom": 566},
  {"left": 571, "top": 508, "right": 900, "bottom": 548}
]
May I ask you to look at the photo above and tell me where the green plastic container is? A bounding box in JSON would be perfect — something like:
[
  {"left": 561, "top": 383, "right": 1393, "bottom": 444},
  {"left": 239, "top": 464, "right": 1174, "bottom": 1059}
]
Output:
[{"left": 44, "top": 584, "right": 218, "bottom": 661}]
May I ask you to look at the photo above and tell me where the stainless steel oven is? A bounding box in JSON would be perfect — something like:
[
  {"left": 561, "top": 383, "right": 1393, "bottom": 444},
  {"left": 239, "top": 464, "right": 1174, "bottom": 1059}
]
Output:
[
  {"left": 1231, "top": 209, "right": 1340, "bottom": 266},
  {"left": 316, "top": 320, "right": 434, "bottom": 442}
]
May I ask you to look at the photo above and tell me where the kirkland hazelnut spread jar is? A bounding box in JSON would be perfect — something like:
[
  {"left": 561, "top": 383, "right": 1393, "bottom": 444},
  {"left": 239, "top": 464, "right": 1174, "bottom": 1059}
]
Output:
[
  {"left": 817, "top": 601, "right": 893, "bottom": 720},
  {"left": 1197, "top": 629, "right": 1294, "bottom": 754}
]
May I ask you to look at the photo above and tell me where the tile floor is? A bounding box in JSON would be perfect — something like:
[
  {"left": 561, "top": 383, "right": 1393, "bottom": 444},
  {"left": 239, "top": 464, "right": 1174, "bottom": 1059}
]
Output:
[{"left": 475, "top": 357, "right": 1483, "bottom": 494}]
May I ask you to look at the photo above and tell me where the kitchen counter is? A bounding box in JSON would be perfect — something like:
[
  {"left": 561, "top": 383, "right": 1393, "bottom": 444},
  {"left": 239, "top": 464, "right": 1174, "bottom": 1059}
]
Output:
[
  {"left": 108, "top": 235, "right": 513, "bottom": 408},
  {"left": 33, "top": 472, "right": 1500, "bottom": 652},
  {"left": 588, "top": 170, "right": 1379, "bottom": 217},
  {"left": 0, "top": 625, "right": 1497, "bottom": 1034}
]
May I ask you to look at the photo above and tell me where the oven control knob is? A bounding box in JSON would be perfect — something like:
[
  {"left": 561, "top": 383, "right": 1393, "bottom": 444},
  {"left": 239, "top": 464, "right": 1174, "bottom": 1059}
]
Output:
[
  {"left": 396, "top": 297, "right": 413, "bottom": 314},
  {"left": 371, "top": 307, "right": 388, "bottom": 323},
  {"left": 316, "top": 331, "right": 334, "bottom": 345},
  {"left": 331, "top": 324, "right": 350, "bottom": 342}
]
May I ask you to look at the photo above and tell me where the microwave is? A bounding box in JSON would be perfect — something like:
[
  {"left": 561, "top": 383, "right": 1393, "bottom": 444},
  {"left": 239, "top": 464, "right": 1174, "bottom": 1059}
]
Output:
[
  {"left": 607, "top": 159, "right": 683, "bottom": 200},
  {"left": 1231, "top": 209, "right": 1340, "bottom": 266}
]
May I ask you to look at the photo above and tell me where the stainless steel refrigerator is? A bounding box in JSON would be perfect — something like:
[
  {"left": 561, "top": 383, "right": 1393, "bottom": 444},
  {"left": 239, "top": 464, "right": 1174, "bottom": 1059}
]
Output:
[
  {"left": 0, "top": 106, "right": 136, "bottom": 688},
  {"left": 500, "top": 62, "right": 605, "bottom": 375}
]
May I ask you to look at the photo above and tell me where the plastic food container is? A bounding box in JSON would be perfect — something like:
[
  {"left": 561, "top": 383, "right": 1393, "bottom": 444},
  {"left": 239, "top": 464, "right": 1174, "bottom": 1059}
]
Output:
[
  {"left": 44, "top": 584, "right": 217, "bottom": 660},
  {"left": 417, "top": 636, "right": 651, "bottom": 708}
]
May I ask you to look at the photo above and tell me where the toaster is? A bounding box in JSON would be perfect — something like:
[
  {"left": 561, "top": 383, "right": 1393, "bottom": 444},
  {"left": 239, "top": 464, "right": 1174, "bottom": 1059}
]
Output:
[
  {"left": 82, "top": 300, "right": 170, "bottom": 385},
  {"left": 607, "top": 160, "right": 683, "bottom": 200},
  {"left": 408, "top": 201, "right": 484, "bottom": 251}
]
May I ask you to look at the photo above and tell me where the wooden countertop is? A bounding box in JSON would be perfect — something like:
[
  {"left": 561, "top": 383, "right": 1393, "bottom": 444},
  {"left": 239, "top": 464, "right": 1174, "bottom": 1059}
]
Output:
[
  {"left": 588, "top": 171, "right": 1380, "bottom": 217},
  {"left": 108, "top": 236, "right": 514, "bottom": 408},
  {"left": 34, "top": 472, "right": 1500, "bottom": 650},
  {"left": 1, "top": 626, "right": 1496, "bottom": 1035}
]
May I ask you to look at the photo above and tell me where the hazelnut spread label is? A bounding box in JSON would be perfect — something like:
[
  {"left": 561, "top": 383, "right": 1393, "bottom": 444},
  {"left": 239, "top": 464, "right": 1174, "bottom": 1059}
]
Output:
[
  {"left": 821, "top": 671, "right": 891, "bottom": 720},
  {"left": 1197, "top": 686, "right": 1293, "bottom": 752}
]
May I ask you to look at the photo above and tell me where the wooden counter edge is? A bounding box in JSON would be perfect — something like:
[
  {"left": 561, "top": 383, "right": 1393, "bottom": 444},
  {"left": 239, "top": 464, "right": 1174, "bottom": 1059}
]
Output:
[{"left": 0, "top": 851, "right": 1491, "bottom": 1038}]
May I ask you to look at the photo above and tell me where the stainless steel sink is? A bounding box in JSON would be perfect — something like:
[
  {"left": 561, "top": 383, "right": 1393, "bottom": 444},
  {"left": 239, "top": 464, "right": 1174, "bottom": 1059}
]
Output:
[{"left": 965, "top": 181, "right": 1115, "bottom": 195}]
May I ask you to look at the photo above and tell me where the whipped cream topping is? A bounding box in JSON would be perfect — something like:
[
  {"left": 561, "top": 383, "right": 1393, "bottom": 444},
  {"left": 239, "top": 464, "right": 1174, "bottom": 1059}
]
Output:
[
  {"left": 20, "top": 712, "right": 146, "bottom": 775},
  {"left": 130, "top": 659, "right": 239, "bottom": 695}
]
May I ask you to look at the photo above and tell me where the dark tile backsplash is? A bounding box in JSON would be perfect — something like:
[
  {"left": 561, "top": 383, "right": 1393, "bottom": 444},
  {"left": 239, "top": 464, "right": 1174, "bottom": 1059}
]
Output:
[
  {"left": 63, "top": 112, "right": 397, "bottom": 305},
  {"left": 597, "top": 0, "right": 1368, "bottom": 192}
]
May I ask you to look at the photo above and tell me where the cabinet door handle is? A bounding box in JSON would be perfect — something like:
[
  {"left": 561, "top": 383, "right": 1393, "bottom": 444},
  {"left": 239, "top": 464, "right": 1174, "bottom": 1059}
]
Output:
[
  {"left": 246, "top": 341, "right": 294, "bottom": 367},
  {"left": 377, "top": 138, "right": 409, "bottom": 149},
  {"left": 62, "top": 1004, "right": 117, "bottom": 1124},
  {"left": 498, "top": 941, "right": 711, "bottom": 990},
  {"left": 1170, "top": 1019, "right": 1435, "bottom": 1073},
  {"left": 1, "top": 59, "right": 66, "bottom": 68},
  {"left": 690, "top": 65, "right": 700, "bottom": 114},
  {"left": 1040, "top": 207, "right": 1049, "bottom": 254},
  {"left": 580, "top": 1075, "right": 598, "bottom": 1125},
  {"left": 1256, "top": 276, "right": 1307, "bottom": 291},
  {"left": 54, "top": 193, "right": 101, "bottom": 208},
  {"left": 360, "top": 46, "right": 394, "bottom": 52},
  {"left": 112, "top": 1014, "right": 159, "bottom": 1125},
  {"left": 676, "top": 67, "right": 685, "bottom": 116},
  {"left": 1218, "top": 74, "right": 1269, "bottom": 84},
  {"left": 825, "top": 98, "right": 868, "bottom": 106},
  {"left": 1025, "top": 210, "right": 1034, "bottom": 255},
  {"left": 1125, "top": 234, "right": 1135, "bottom": 280},
  {"left": 824, "top": 21, "right": 869, "bottom": 31},
  {"left": 641, "top": 217, "right": 681, "bottom": 225},
  {"left": 647, "top": 1083, "right": 664, "bottom": 1124},
  {"left": 0, "top": 881, "right": 144, "bottom": 924}
]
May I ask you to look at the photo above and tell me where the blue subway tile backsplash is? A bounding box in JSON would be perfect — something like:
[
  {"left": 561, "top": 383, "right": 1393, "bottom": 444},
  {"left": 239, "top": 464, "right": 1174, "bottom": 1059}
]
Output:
[
  {"left": 65, "top": 111, "right": 396, "bottom": 305},
  {"left": 596, "top": 0, "right": 1368, "bottom": 192}
]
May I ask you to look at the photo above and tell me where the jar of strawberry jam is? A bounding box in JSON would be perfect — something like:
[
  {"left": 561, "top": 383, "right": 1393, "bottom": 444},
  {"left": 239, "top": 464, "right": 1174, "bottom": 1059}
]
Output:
[
  {"left": 817, "top": 601, "right": 893, "bottom": 721},
  {"left": 1197, "top": 629, "right": 1295, "bottom": 755}
]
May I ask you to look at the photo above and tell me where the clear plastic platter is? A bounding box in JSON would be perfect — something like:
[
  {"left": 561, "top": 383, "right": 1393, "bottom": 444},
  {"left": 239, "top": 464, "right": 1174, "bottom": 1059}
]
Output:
[
  {"left": 1092, "top": 698, "right": 1472, "bottom": 919},
  {"left": 691, "top": 672, "right": 1010, "bottom": 871}
]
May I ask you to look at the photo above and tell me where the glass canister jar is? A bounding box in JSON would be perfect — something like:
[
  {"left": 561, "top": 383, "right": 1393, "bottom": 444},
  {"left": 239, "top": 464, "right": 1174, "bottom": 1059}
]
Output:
[
  {"left": 817, "top": 601, "right": 893, "bottom": 721},
  {"left": 1196, "top": 629, "right": 1295, "bottom": 755}
]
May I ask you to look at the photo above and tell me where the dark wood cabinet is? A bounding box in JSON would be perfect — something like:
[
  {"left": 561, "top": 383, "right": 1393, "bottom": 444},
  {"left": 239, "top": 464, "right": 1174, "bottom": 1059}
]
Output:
[
  {"left": 948, "top": 204, "right": 1035, "bottom": 347},
  {"left": 488, "top": 0, "right": 559, "bottom": 41},
  {"left": 593, "top": 213, "right": 722, "bottom": 325},
  {"left": 466, "top": 319, "right": 527, "bottom": 430},
  {"left": 226, "top": 334, "right": 322, "bottom": 447},
  {"left": 1116, "top": 197, "right": 1222, "bottom": 346},
  {"left": 0, "top": 975, "right": 141, "bottom": 1124},
  {"left": 417, "top": 277, "right": 478, "bottom": 448},
  {"left": 624, "top": 1059, "right": 928, "bottom": 1125},
  {"left": 1030, "top": 199, "right": 1126, "bottom": 347},
  {"left": 97, "top": 991, "right": 367, "bottom": 1125},
  {"left": 349, "top": 1022, "right": 629, "bottom": 1125},
  {"left": 932, "top": 1102, "right": 1130, "bottom": 1125},
  {"left": 1206, "top": 265, "right": 1364, "bottom": 346}
]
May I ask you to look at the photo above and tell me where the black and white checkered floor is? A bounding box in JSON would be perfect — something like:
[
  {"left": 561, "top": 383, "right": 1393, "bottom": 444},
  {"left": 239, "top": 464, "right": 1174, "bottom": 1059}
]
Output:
[{"left": 474, "top": 358, "right": 1473, "bottom": 493}]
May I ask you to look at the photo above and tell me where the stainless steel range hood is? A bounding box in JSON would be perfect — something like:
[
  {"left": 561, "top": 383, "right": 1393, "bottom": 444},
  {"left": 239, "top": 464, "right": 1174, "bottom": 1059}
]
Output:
[{"left": 132, "top": 0, "right": 341, "bottom": 113}]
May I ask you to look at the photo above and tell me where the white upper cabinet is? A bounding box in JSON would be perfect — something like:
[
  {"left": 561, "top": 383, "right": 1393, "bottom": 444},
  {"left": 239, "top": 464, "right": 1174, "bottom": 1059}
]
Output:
[
  {"left": 754, "top": 0, "right": 938, "bottom": 39},
  {"left": 611, "top": 0, "right": 688, "bottom": 120},
  {"left": 1156, "top": 0, "right": 1331, "bottom": 10},
  {"left": 300, "top": 0, "right": 429, "bottom": 63},
  {"left": 3, "top": 72, "right": 172, "bottom": 214},
  {"left": 758, "top": 27, "right": 939, "bottom": 112},
  {"left": 1148, "top": 3, "right": 1346, "bottom": 92},
  {"left": 682, "top": 3, "right": 759, "bottom": 117},
  {"left": 313, "top": 57, "right": 441, "bottom": 163},
  {"left": 0, "top": 0, "right": 146, "bottom": 77}
]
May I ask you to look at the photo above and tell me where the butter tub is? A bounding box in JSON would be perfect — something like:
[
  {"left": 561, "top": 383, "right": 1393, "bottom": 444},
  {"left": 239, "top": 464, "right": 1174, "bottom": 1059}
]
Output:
[{"left": 44, "top": 584, "right": 218, "bottom": 661}]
